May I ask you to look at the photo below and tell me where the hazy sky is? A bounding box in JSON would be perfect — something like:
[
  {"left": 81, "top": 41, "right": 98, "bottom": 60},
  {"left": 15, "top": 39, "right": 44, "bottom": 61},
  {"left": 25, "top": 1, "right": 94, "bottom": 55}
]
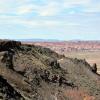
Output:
[{"left": 0, "top": 0, "right": 100, "bottom": 40}]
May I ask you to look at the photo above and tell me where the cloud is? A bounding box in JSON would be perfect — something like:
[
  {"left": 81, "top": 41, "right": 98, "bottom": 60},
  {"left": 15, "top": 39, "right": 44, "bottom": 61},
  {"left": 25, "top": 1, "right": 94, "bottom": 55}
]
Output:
[
  {"left": 0, "top": 13, "right": 80, "bottom": 30},
  {"left": 63, "top": 0, "right": 100, "bottom": 14},
  {"left": 0, "top": 0, "right": 100, "bottom": 16},
  {"left": 0, "top": 0, "right": 100, "bottom": 40},
  {"left": 14, "top": 20, "right": 62, "bottom": 28},
  {"left": 0, "top": 0, "right": 32, "bottom": 14},
  {"left": 16, "top": 1, "right": 61, "bottom": 16},
  {"left": 84, "top": 3, "right": 100, "bottom": 13},
  {"left": 36, "top": 1, "right": 61, "bottom": 16},
  {"left": 16, "top": 0, "right": 100, "bottom": 16},
  {"left": 0, "top": 0, "right": 14, "bottom": 13},
  {"left": 63, "top": 0, "right": 90, "bottom": 7},
  {"left": 17, "top": 5, "right": 34, "bottom": 15}
]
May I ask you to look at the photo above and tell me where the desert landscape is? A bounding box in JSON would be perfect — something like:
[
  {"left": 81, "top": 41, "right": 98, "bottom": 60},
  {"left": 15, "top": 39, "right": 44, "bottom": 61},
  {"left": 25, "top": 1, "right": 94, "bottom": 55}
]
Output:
[
  {"left": 33, "top": 41, "right": 100, "bottom": 74},
  {"left": 0, "top": 0, "right": 100, "bottom": 100},
  {"left": 0, "top": 40, "right": 100, "bottom": 100}
]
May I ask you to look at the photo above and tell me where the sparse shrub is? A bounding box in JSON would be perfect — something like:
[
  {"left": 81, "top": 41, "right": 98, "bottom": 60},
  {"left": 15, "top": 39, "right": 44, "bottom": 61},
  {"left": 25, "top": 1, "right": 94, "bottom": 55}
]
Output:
[{"left": 64, "top": 89, "right": 95, "bottom": 100}]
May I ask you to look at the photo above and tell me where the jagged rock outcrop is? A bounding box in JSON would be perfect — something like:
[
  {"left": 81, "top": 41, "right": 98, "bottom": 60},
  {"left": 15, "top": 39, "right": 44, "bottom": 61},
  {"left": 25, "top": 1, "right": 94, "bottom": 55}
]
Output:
[
  {"left": 92, "top": 63, "right": 97, "bottom": 73},
  {"left": 0, "top": 40, "right": 100, "bottom": 100},
  {"left": 0, "top": 40, "right": 21, "bottom": 51}
]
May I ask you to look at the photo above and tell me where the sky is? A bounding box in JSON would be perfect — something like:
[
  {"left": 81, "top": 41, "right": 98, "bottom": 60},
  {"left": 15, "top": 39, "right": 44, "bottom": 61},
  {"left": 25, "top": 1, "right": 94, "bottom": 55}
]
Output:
[{"left": 0, "top": 0, "right": 100, "bottom": 40}]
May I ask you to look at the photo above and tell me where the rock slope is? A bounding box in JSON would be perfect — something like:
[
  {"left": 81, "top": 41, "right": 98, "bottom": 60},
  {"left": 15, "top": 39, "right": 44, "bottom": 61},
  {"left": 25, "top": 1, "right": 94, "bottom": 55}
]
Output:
[{"left": 0, "top": 40, "right": 100, "bottom": 100}]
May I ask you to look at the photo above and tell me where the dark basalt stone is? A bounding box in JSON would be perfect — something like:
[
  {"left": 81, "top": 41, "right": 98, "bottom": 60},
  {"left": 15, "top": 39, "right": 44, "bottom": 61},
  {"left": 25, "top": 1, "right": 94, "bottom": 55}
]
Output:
[
  {"left": 0, "top": 76, "right": 24, "bottom": 100},
  {"left": 0, "top": 40, "right": 21, "bottom": 51}
]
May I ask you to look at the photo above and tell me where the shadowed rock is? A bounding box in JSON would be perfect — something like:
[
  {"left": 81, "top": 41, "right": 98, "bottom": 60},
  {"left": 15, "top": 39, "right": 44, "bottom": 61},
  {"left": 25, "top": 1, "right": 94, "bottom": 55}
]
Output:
[
  {"left": 0, "top": 76, "right": 24, "bottom": 100},
  {"left": 92, "top": 63, "right": 97, "bottom": 73},
  {"left": 0, "top": 40, "right": 21, "bottom": 51}
]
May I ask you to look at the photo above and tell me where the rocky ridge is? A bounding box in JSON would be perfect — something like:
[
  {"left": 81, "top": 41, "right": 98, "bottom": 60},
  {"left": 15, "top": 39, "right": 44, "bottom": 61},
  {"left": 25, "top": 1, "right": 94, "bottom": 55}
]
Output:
[{"left": 0, "top": 40, "right": 100, "bottom": 100}]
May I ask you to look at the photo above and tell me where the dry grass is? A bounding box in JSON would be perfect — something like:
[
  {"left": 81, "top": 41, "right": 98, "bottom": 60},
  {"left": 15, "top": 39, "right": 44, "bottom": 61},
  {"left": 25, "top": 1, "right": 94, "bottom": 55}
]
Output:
[
  {"left": 64, "top": 89, "right": 95, "bottom": 100},
  {"left": 65, "top": 51, "right": 100, "bottom": 74}
]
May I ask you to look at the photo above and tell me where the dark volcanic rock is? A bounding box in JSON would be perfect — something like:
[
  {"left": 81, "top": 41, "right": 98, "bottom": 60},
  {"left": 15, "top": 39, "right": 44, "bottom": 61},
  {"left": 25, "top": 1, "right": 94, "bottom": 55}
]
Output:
[
  {"left": 0, "top": 40, "right": 21, "bottom": 51},
  {"left": 0, "top": 76, "right": 24, "bottom": 100}
]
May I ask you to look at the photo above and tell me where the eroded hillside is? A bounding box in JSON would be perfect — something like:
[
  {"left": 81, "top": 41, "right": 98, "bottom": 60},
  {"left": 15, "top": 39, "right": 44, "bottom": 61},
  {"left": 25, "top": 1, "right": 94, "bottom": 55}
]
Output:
[{"left": 0, "top": 40, "right": 100, "bottom": 100}]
